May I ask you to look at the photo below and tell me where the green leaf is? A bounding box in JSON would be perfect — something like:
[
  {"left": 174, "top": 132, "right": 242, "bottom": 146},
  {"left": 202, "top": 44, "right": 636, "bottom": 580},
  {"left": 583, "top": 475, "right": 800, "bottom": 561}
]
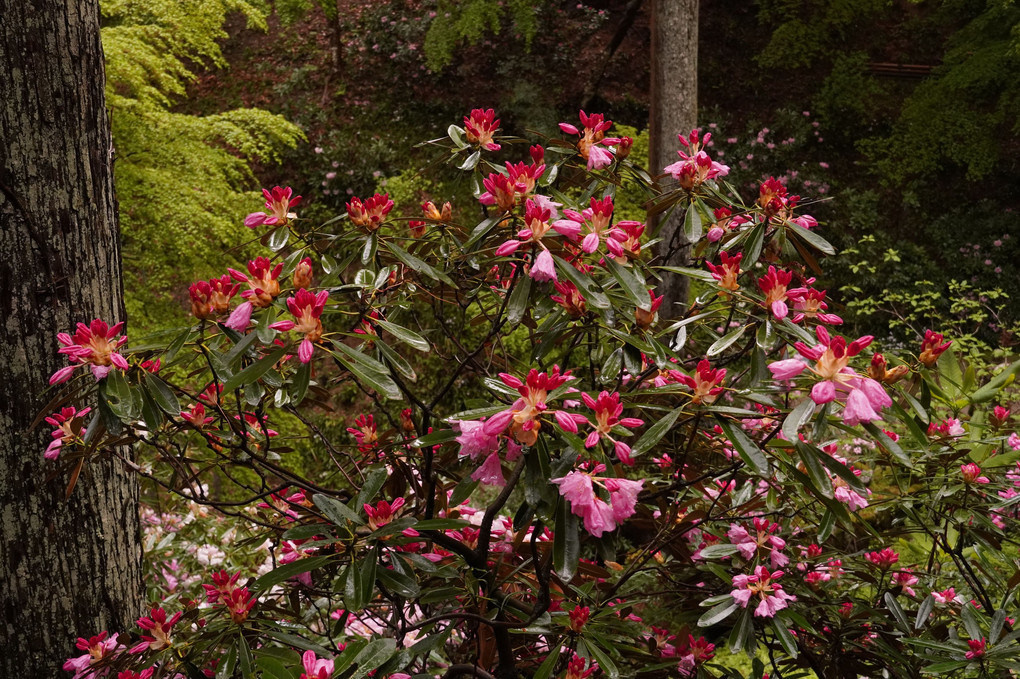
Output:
[
  {"left": 356, "top": 467, "right": 390, "bottom": 509},
  {"left": 377, "top": 567, "right": 420, "bottom": 598},
  {"left": 372, "top": 318, "right": 429, "bottom": 352},
  {"left": 314, "top": 493, "right": 365, "bottom": 527},
  {"left": 553, "top": 254, "right": 610, "bottom": 309},
  {"left": 772, "top": 619, "right": 798, "bottom": 658},
  {"left": 782, "top": 398, "right": 815, "bottom": 441},
  {"left": 718, "top": 417, "right": 770, "bottom": 475},
  {"left": 255, "top": 656, "right": 293, "bottom": 679},
  {"left": 629, "top": 407, "right": 683, "bottom": 458},
  {"left": 459, "top": 150, "right": 481, "bottom": 170},
  {"left": 448, "top": 124, "right": 468, "bottom": 148},
  {"left": 796, "top": 442, "right": 834, "bottom": 500},
  {"left": 698, "top": 599, "right": 738, "bottom": 627},
  {"left": 884, "top": 592, "right": 910, "bottom": 632},
  {"left": 863, "top": 422, "right": 913, "bottom": 467},
  {"left": 812, "top": 442, "right": 868, "bottom": 496},
  {"left": 222, "top": 347, "right": 287, "bottom": 393},
  {"left": 605, "top": 259, "right": 649, "bottom": 310},
  {"left": 958, "top": 358, "right": 1020, "bottom": 406},
  {"left": 385, "top": 241, "right": 455, "bottom": 286},
  {"left": 684, "top": 205, "right": 702, "bottom": 242},
  {"left": 553, "top": 500, "right": 580, "bottom": 582},
  {"left": 743, "top": 222, "right": 766, "bottom": 266},
  {"left": 532, "top": 644, "right": 561, "bottom": 679},
  {"left": 960, "top": 602, "right": 982, "bottom": 640},
  {"left": 786, "top": 222, "right": 835, "bottom": 255},
  {"left": 347, "top": 639, "right": 397, "bottom": 679},
  {"left": 376, "top": 340, "right": 417, "bottom": 382},
  {"left": 238, "top": 634, "right": 255, "bottom": 679},
  {"left": 361, "top": 234, "right": 377, "bottom": 266},
  {"left": 330, "top": 343, "right": 402, "bottom": 400},
  {"left": 700, "top": 544, "right": 740, "bottom": 559},
  {"left": 291, "top": 361, "right": 311, "bottom": 404},
  {"left": 252, "top": 555, "right": 332, "bottom": 592},
  {"left": 707, "top": 325, "right": 747, "bottom": 357},
  {"left": 915, "top": 595, "right": 934, "bottom": 629},
  {"left": 507, "top": 273, "right": 532, "bottom": 326},
  {"left": 143, "top": 374, "right": 180, "bottom": 415}
]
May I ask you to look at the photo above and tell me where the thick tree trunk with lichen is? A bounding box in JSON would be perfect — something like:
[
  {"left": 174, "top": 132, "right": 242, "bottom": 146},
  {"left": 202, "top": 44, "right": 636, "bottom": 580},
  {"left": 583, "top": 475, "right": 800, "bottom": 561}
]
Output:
[
  {"left": 0, "top": 0, "right": 143, "bottom": 676},
  {"left": 650, "top": 0, "right": 698, "bottom": 319}
]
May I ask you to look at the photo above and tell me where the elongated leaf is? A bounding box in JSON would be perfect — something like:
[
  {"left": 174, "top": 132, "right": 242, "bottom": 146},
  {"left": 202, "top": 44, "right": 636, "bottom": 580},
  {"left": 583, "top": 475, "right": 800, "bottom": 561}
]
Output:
[
  {"left": 743, "top": 222, "right": 766, "bottom": 266},
  {"left": 605, "top": 259, "right": 649, "bottom": 310},
  {"left": 698, "top": 599, "right": 738, "bottom": 627},
  {"left": 783, "top": 398, "right": 815, "bottom": 441},
  {"left": 554, "top": 500, "right": 580, "bottom": 582},
  {"left": 707, "top": 325, "right": 747, "bottom": 357},
  {"left": 222, "top": 347, "right": 287, "bottom": 393},
  {"left": 356, "top": 467, "right": 389, "bottom": 509},
  {"left": 507, "top": 273, "right": 532, "bottom": 326},
  {"left": 385, "top": 241, "right": 455, "bottom": 286},
  {"left": 585, "top": 642, "right": 618, "bottom": 679},
  {"left": 347, "top": 639, "right": 397, "bottom": 679},
  {"left": 787, "top": 222, "right": 835, "bottom": 255},
  {"left": 796, "top": 442, "right": 834, "bottom": 500},
  {"left": 684, "top": 205, "right": 702, "bottom": 242},
  {"left": 447, "top": 124, "right": 467, "bottom": 148},
  {"left": 378, "top": 566, "right": 420, "bottom": 598},
  {"left": 376, "top": 340, "right": 417, "bottom": 382},
  {"left": 772, "top": 619, "right": 799, "bottom": 658},
  {"left": 884, "top": 592, "right": 910, "bottom": 632},
  {"left": 630, "top": 407, "right": 683, "bottom": 458},
  {"left": 144, "top": 374, "right": 180, "bottom": 415},
  {"left": 372, "top": 318, "right": 429, "bottom": 352},
  {"left": 553, "top": 254, "right": 610, "bottom": 309},
  {"left": 863, "top": 422, "right": 912, "bottom": 467},
  {"left": 314, "top": 493, "right": 365, "bottom": 526},
  {"left": 253, "top": 555, "right": 331, "bottom": 592},
  {"left": 718, "top": 417, "right": 770, "bottom": 475},
  {"left": 291, "top": 361, "right": 311, "bottom": 404},
  {"left": 459, "top": 150, "right": 481, "bottom": 170}
]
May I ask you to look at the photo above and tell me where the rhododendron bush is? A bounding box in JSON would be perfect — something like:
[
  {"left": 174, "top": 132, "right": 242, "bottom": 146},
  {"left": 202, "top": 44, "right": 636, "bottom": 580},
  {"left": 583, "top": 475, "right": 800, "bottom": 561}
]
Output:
[{"left": 43, "top": 109, "right": 1020, "bottom": 679}]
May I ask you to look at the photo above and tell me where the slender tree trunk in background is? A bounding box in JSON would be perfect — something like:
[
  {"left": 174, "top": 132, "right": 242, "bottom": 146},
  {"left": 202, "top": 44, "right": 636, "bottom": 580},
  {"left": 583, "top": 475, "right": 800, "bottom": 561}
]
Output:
[
  {"left": 0, "top": 0, "right": 143, "bottom": 676},
  {"left": 650, "top": 0, "right": 699, "bottom": 319}
]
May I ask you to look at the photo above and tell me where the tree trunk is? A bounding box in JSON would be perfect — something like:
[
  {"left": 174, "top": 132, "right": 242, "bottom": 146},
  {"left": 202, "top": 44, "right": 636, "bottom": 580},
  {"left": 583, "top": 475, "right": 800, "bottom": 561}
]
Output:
[
  {"left": 650, "top": 0, "right": 699, "bottom": 319},
  {"left": 0, "top": 0, "right": 143, "bottom": 676}
]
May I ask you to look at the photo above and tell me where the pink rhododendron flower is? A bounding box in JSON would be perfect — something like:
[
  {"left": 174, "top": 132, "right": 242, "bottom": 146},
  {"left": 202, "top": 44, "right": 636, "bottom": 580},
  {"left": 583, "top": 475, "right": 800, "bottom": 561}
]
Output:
[
  {"left": 269, "top": 288, "right": 328, "bottom": 363},
  {"left": 581, "top": 391, "right": 644, "bottom": 458},
  {"left": 229, "top": 256, "right": 283, "bottom": 317},
  {"left": 758, "top": 266, "right": 793, "bottom": 320},
  {"left": 663, "top": 130, "right": 730, "bottom": 191},
  {"left": 563, "top": 654, "right": 596, "bottom": 679},
  {"left": 481, "top": 366, "right": 575, "bottom": 446},
  {"left": 365, "top": 498, "right": 405, "bottom": 530},
  {"left": 919, "top": 329, "right": 952, "bottom": 367},
  {"left": 787, "top": 285, "right": 843, "bottom": 325},
  {"left": 189, "top": 274, "right": 240, "bottom": 320},
  {"left": 300, "top": 650, "right": 335, "bottom": 679},
  {"left": 706, "top": 251, "right": 742, "bottom": 292},
  {"left": 865, "top": 547, "right": 899, "bottom": 569},
  {"left": 559, "top": 110, "right": 619, "bottom": 170},
  {"left": 129, "top": 607, "right": 183, "bottom": 654},
  {"left": 347, "top": 193, "right": 394, "bottom": 230},
  {"left": 478, "top": 172, "right": 520, "bottom": 211},
  {"left": 553, "top": 195, "right": 626, "bottom": 257},
  {"left": 551, "top": 280, "right": 587, "bottom": 318},
  {"left": 676, "top": 359, "right": 727, "bottom": 405},
  {"left": 472, "top": 452, "right": 506, "bottom": 486},
  {"left": 568, "top": 605, "right": 590, "bottom": 632},
  {"left": 44, "top": 406, "right": 91, "bottom": 460},
  {"left": 530, "top": 248, "right": 557, "bottom": 282},
  {"left": 634, "top": 290, "right": 664, "bottom": 330},
  {"left": 245, "top": 186, "right": 301, "bottom": 228},
  {"left": 892, "top": 568, "right": 918, "bottom": 597},
  {"left": 965, "top": 638, "right": 987, "bottom": 659},
  {"left": 463, "top": 108, "right": 501, "bottom": 151},
  {"left": 731, "top": 566, "right": 796, "bottom": 617},
  {"left": 928, "top": 417, "right": 965, "bottom": 438},
  {"left": 676, "top": 635, "right": 716, "bottom": 676},
  {"left": 961, "top": 463, "right": 989, "bottom": 484},
  {"left": 728, "top": 517, "right": 788, "bottom": 568},
  {"left": 63, "top": 631, "right": 124, "bottom": 679},
  {"left": 1009, "top": 432, "right": 1020, "bottom": 450},
  {"left": 51, "top": 319, "right": 129, "bottom": 384},
  {"left": 551, "top": 464, "right": 643, "bottom": 537}
]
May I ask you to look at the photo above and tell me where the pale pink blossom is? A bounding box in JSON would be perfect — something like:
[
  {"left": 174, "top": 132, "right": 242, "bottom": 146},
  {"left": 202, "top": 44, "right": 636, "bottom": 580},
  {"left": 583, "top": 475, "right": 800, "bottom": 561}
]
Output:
[{"left": 731, "top": 566, "right": 796, "bottom": 617}]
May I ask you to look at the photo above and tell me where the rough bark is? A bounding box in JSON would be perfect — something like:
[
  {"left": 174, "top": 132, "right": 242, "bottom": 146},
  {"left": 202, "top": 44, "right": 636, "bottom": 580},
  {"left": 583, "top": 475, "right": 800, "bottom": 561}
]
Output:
[
  {"left": 650, "top": 0, "right": 699, "bottom": 319},
  {"left": 0, "top": 0, "right": 143, "bottom": 676}
]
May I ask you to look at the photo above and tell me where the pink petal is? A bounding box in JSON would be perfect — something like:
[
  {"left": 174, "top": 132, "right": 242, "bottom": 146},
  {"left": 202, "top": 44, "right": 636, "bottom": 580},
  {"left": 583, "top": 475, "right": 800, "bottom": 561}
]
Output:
[{"left": 49, "top": 365, "right": 76, "bottom": 385}]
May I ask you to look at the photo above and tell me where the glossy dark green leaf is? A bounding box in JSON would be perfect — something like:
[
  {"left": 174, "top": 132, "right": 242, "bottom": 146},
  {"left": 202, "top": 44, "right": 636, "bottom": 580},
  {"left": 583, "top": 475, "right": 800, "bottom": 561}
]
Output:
[
  {"left": 222, "top": 347, "right": 287, "bottom": 393},
  {"left": 372, "top": 318, "right": 429, "bottom": 352},
  {"left": 630, "top": 407, "right": 683, "bottom": 458}
]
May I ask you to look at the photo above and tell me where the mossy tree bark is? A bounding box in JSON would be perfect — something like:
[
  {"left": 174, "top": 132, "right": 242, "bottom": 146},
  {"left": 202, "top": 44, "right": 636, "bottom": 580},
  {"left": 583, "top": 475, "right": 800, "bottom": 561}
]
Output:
[
  {"left": 650, "top": 0, "right": 699, "bottom": 319},
  {"left": 0, "top": 0, "right": 143, "bottom": 675}
]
